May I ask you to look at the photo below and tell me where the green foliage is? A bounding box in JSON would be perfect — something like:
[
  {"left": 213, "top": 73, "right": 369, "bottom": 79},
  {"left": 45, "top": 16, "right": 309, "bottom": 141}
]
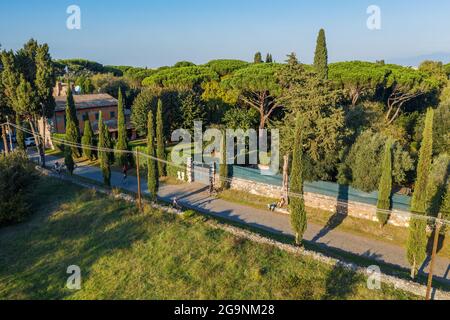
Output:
[
  {"left": 425, "top": 153, "right": 449, "bottom": 218},
  {"left": 156, "top": 99, "right": 166, "bottom": 177},
  {"left": 142, "top": 66, "right": 219, "bottom": 90},
  {"left": 222, "top": 63, "right": 282, "bottom": 128},
  {"left": 179, "top": 91, "right": 206, "bottom": 131},
  {"left": 329, "top": 61, "right": 390, "bottom": 106},
  {"left": 204, "top": 59, "right": 248, "bottom": 77},
  {"left": 289, "top": 113, "right": 307, "bottom": 245},
  {"left": 201, "top": 80, "right": 239, "bottom": 124},
  {"left": 147, "top": 110, "right": 159, "bottom": 200},
  {"left": 131, "top": 88, "right": 181, "bottom": 137},
  {"left": 265, "top": 53, "right": 273, "bottom": 63},
  {"left": 377, "top": 140, "right": 393, "bottom": 226},
  {"left": 433, "top": 101, "right": 450, "bottom": 155},
  {"left": 407, "top": 108, "right": 434, "bottom": 279},
  {"left": 35, "top": 44, "right": 56, "bottom": 118},
  {"left": 341, "top": 130, "right": 414, "bottom": 192},
  {"left": 254, "top": 52, "right": 263, "bottom": 64},
  {"left": 314, "top": 29, "right": 328, "bottom": 80},
  {"left": 411, "top": 108, "right": 434, "bottom": 214},
  {"left": 277, "top": 62, "right": 349, "bottom": 181},
  {"left": 223, "top": 107, "right": 259, "bottom": 130},
  {"left": 418, "top": 61, "right": 448, "bottom": 82},
  {"left": 54, "top": 58, "right": 107, "bottom": 77},
  {"left": 444, "top": 64, "right": 450, "bottom": 78},
  {"left": 0, "top": 151, "right": 37, "bottom": 226},
  {"left": 98, "top": 112, "right": 113, "bottom": 186},
  {"left": 64, "top": 88, "right": 81, "bottom": 157},
  {"left": 81, "top": 120, "right": 94, "bottom": 160},
  {"left": 406, "top": 218, "right": 427, "bottom": 278},
  {"left": 219, "top": 131, "right": 229, "bottom": 190},
  {"left": 64, "top": 147, "right": 75, "bottom": 175},
  {"left": 115, "top": 87, "right": 129, "bottom": 166},
  {"left": 173, "top": 61, "right": 196, "bottom": 68}
]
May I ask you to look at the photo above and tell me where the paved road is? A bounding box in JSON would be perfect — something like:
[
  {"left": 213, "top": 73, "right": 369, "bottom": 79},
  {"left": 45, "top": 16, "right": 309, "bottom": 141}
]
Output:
[{"left": 35, "top": 152, "right": 450, "bottom": 284}]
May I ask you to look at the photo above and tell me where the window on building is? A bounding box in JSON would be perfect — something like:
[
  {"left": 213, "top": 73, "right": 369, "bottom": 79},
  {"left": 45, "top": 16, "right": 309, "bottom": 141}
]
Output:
[
  {"left": 82, "top": 113, "right": 89, "bottom": 121},
  {"left": 95, "top": 113, "right": 99, "bottom": 121},
  {"left": 110, "top": 111, "right": 116, "bottom": 119}
]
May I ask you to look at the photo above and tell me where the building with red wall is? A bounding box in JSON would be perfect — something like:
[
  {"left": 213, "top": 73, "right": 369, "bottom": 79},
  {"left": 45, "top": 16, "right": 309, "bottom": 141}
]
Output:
[{"left": 51, "top": 93, "right": 134, "bottom": 139}]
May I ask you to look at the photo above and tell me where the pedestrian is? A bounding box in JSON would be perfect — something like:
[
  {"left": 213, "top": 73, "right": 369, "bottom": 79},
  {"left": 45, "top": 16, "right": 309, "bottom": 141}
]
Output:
[{"left": 122, "top": 163, "right": 128, "bottom": 185}]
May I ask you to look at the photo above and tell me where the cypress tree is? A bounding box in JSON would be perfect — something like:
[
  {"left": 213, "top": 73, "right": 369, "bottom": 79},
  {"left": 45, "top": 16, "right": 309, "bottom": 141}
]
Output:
[
  {"left": 376, "top": 139, "right": 393, "bottom": 226},
  {"left": 254, "top": 52, "right": 263, "bottom": 64},
  {"left": 64, "top": 147, "right": 75, "bottom": 175},
  {"left": 15, "top": 114, "right": 25, "bottom": 150},
  {"left": 289, "top": 112, "right": 308, "bottom": 245},
  {"left": 98, "top": 112, "right": 112, "bottom": 186},
  {"left": 115, "top": 87, "right": 129, "bottom": 166},
  {"left": 81, "top": 120, "right": 94, "bottom": 160},
  {"left": 219, "top": 131, "right": 229, "bottom": 190},
  {"left": 65, "top": 87, "right": 80, "bottom": 157},
  {"left": 265, "top": 53, "right": 273, "bottom": 63},
  {"left": 314, "top": 29, "right": 328, "bottom": 80},
  {"left": 147, "top": 110, "right": 158, "bottom": 200},
  {"left": 156, "top": 99, "right": 166, "bottom": 177},
  {"left": 407, "top": 108, "right": 434, "bottom": 278}
]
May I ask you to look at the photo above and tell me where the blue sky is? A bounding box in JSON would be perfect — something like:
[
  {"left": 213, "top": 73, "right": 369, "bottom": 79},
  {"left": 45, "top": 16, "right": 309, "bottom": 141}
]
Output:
[{"left": 1, "top": 0, "right": 450, "bottom": 67}]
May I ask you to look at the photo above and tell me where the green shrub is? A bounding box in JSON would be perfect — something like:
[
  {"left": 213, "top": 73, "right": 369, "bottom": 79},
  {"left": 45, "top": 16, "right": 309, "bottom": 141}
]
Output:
[{"left": 0, "top": 151, "right": 37, "bottom": 226}]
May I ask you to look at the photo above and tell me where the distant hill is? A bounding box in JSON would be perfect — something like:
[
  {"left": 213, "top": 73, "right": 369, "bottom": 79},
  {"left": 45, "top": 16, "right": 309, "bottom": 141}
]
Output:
[{"left": 387, "top": 52, "right": 450, "bottom": 67}]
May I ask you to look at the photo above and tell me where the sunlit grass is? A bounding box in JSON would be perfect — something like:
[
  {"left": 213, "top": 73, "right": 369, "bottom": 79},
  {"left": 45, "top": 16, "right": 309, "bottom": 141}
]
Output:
[{"left": 0, "top": 178, "right": 417, "bottom": 300}]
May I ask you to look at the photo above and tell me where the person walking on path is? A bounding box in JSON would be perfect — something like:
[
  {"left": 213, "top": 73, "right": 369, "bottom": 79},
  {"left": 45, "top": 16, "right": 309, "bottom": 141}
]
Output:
[{"left": 122, "top": 164, "right": 128, "bottom": 186}]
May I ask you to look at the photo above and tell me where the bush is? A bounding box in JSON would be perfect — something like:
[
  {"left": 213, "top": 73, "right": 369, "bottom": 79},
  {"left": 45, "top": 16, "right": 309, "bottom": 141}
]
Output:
[{"left": 0, "top": 151, "right": 37, "bottom": 226}]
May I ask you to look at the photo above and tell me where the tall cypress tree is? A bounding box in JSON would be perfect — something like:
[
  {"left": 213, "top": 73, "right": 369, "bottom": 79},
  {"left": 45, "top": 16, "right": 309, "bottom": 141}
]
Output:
[
  {"left": 219, "top": 131, "right": 229, "bottom": 190},
  {"left": 98, "top": 112, "right": 112, "bottom": 186},
  {"left": 407, "top": 108, "right": 434, "bottom": 278},
  {"left": 156, "top": 99, "right": 166, "bottom": 177},
  {"left": 81, "top": 120, "right": 94, "bottom": 160},
  {"left": 265, "top": 53, "right": 273, "bottom": 63},
  {"left": 289, "top": 112, "right": 308, "bottom": 245},
  {"left": 254, "top": 52, "right": 263, "bottom": 64},
  {"left": 147, "top": 110, "right": 158, "bottom": 200},
  {"left": 314, "top": 29, "right": 328, "bottom": 80},
  {"left": 115, "top": 87, "right": 129, "bottom": 166},
  {"left": 377, "top": 139, "right": 393, "bottom": 226},
  {"left": 65, "top": 87, "right": 80, "bottom": 157}
]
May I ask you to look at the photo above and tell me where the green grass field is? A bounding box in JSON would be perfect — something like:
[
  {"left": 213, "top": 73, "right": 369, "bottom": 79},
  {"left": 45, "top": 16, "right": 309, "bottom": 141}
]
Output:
[{"left": 0, "top": 178, "right": 417, "bottom": 300}]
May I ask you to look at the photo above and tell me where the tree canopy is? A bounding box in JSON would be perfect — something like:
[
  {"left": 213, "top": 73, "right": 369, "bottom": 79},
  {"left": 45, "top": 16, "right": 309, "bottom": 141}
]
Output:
[
  {"left": 142, "top": 66, "right": 219, "bottom": 90},
  {"left": 222, "top": 63, "right": 282, "bottom": 129},
  {"left": 329, "top": 61, "right": 390, "bottom": 106},
  {"left": 204, "top": 59, "right": 248, "bottom": 77}
]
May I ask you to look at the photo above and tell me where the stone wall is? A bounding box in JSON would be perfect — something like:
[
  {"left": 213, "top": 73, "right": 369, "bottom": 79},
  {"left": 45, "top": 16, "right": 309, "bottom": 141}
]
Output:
[{"left": 229, "top": 177, "right": 411, "bottom": 228}]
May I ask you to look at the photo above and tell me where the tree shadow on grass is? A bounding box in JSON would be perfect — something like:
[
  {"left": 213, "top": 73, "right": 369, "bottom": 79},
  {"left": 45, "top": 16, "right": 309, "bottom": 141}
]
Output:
[
  {"left": 0, "top": 185, "right": 151, "bottom": 299},
  {"left": 322, "top": 263, "right": 364, "bottom": 300},
  {"left": 312, "top": 185, "right": 349, "bottom": 243}
]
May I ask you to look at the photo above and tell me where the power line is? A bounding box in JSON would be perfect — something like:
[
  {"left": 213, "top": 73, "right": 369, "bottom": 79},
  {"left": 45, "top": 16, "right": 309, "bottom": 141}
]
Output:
[{"left": 8, "top": 122, "right": 450, "bottom": 227}]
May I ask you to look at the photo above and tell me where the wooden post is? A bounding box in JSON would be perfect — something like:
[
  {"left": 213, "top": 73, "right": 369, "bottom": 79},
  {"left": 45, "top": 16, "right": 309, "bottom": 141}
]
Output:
[
  {"left": 282, "top": 154, "right": 289, "bottom": 205},
  {"left": 1, "top": 124, "right": 9, "bottom": 154},
  {"left": 135, "top": 150, "right": 142, "bottom": 212},
  {"left": 426, "top": 213, "right": 442, "bottom": 300}
]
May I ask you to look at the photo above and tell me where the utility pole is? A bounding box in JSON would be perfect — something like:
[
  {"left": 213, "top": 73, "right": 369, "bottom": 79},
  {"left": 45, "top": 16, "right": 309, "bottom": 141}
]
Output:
[
  {"left": 426, "top": 212, "right": 443, "bottom": 300},
  {"left": 6, "top": 116, "right": 13, "bottom": 152},
  {"left": 1, "top": 124, "right": 9, "bottom": 154},
  {"left": 135, "top": 150, "right": 142, "bottom": 212}
]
